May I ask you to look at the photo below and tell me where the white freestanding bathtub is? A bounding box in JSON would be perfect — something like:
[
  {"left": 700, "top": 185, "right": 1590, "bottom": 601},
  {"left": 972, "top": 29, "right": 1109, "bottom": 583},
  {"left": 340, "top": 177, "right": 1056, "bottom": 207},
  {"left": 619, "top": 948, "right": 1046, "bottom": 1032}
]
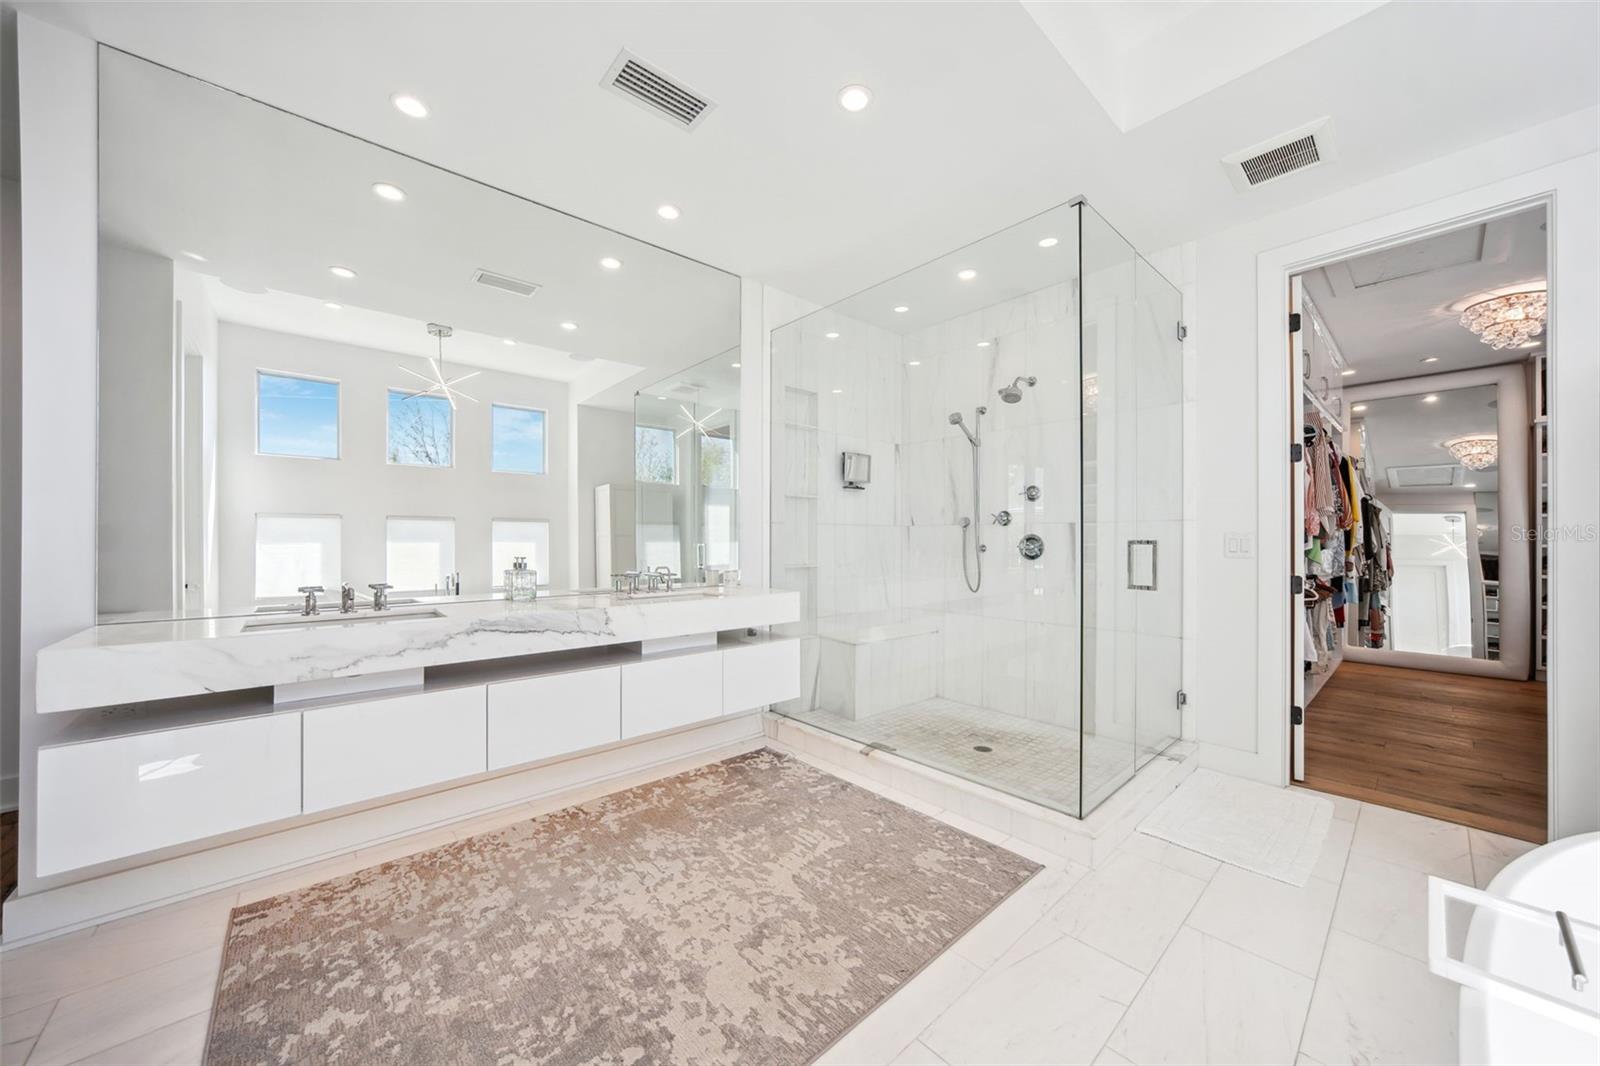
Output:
[{"left": 1449, "top": 832, "right": 1600, "bottom": 1065}]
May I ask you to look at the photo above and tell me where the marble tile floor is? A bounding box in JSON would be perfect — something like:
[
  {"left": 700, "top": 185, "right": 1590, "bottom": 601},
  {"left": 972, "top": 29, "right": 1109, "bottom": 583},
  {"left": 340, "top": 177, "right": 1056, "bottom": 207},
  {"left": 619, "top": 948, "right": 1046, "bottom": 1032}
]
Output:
[
  {"left": 0, "top": 771, "right": 1534, "bottom": 1065},
  {"left": 787, "top": 697, "right": 1151, "bottom": 815}
]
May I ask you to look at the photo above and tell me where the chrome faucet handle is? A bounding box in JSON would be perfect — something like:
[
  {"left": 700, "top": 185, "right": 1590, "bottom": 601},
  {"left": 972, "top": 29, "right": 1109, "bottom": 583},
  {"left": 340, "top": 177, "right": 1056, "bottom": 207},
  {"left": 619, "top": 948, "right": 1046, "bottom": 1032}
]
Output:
[
  {"left": 297, "top": 585, "right": 324, "bottom": 616},
  {"left": 367, "top": 582, "right": 392, "bottom": 611},
  {"left": 339, "top": 583, "right": 357, "bottom": 614}
]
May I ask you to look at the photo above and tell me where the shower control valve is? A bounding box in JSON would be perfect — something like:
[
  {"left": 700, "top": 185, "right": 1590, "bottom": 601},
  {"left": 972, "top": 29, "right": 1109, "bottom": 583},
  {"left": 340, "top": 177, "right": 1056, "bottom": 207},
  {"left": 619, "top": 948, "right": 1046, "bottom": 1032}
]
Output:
[
  {"left": 992, "top": 510, "right": 1012, "bottom": 526},
  {"left": 1019, "top": 534, "right": 1045, "bottom": 560},
  {"left": 1022, "top": 484, "right": 1042, "bottom": 501}
]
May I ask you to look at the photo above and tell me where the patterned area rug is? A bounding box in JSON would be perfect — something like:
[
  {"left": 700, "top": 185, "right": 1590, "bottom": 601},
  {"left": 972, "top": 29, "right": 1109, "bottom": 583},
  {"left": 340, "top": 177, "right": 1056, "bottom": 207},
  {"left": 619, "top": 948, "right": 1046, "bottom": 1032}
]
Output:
[{"left": 205, "top": 749, "right": 1040, "bottom": 1065}]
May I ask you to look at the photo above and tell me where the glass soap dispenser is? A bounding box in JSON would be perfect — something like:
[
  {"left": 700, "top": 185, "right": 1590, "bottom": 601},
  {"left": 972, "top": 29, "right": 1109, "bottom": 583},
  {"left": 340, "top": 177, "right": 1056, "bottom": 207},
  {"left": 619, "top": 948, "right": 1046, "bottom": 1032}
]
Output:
[{"left": 505, "top": 556, "right": 538, "bottom": 603}]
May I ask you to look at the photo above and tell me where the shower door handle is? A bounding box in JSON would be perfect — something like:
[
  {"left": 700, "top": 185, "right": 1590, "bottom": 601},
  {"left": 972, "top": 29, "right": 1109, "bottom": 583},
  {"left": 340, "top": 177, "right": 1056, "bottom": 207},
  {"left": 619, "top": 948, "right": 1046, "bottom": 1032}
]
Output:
[{"left": 1128, "top": 539, "right": 1157, "bottom": 591}]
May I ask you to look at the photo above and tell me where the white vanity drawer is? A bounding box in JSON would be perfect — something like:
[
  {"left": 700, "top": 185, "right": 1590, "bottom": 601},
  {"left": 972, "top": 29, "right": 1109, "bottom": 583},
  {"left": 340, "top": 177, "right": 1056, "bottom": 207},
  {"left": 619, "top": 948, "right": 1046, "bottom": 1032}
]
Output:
[
  {"left": 37, "top": 713, "right": 301, "bottom": 875},
  {"left": 302, "top": 686, "right": 486, "bottom": 813},
  {"left": 487, "top": 666, "right": 621, "bottom": 770},
  {"left": 620, "top": 652, "right": 723, "bottom": 738},
  {"left": 723, "top": 638, "right": 801, "bottom": 714}
]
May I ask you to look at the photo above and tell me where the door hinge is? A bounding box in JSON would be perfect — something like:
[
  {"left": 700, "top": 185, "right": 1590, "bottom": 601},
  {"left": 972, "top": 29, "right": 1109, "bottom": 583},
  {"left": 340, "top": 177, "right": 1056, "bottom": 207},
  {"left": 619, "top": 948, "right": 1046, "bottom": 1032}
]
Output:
[
  {"left": 1176, "top": 689, "right": 1188, "bottom": 711},
  {"left": 1291, "top": 705, "right": 1304, "bottom": 726},
  {"left": 1176, "top": 321, "right": 1188, "bottom": 342},
  {"left": 1291, "top": 575, "right": 1304, "bottom": 595},
  {"left": 1290, "top": 442, "right": 1303, "bottom": 463},
  {"left": 1289, "top": 312, "right": 1302, "bottom": 333}
]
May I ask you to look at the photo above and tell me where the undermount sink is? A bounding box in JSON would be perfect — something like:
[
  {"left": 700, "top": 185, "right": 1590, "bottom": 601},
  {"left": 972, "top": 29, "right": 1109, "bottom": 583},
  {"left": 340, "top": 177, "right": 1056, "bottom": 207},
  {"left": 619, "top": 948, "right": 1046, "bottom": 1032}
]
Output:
[
  {"left": 241, "top": 608, "right": 446, "bottom": 633},
  {"left": 610, "top": 587, "right": 728, "bottom": 603}
]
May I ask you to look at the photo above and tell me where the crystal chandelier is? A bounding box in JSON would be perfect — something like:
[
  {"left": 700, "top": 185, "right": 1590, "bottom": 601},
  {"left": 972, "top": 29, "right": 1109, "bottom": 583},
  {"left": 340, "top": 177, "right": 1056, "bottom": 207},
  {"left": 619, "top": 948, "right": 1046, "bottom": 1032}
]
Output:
[
  {"left": 1444, "top": 434, "right": 1498, "bottom": 471},
  {"left": 1458, "top": 291, "right": 1546, "bottom": 349}
]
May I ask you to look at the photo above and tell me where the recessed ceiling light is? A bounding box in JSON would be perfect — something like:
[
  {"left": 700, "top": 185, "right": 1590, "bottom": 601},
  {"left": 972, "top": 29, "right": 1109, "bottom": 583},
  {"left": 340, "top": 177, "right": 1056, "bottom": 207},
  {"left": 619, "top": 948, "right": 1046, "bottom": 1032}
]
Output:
[
  {"left": 502, "top": 338, "right": 516, "bottom": 346},
  {"left": 1352, "top": 403, "right": 1368, "bottom": 412},
  {"left": 1422, "top": 356, "right": 1440, "bottom": 363},
  {"left": 391, "top": 93, "right": 429, "bottom": 119},
  {"left": 908, "top": 360, "right": 922, "bottom": 367},
  {"left": 656, "top": 396, "right": 667, "bottom": 401},
  {"left": 560, "top": 321, "right": 578, "bottom": 332},
  {"left": 182, "top": 250, "right": 207, "bottom": 262},
  {"left": 569, "top": 352, "right": 596, "bottom": 362},
  {"left": 1423, "top": 394, "right": 1439, "bottom": 403},
  {"left": 372, "top": 182, "right": 406, "bottom": 202},
  {"left": 1464, "top": 482, "right": 1478, "bottom": 488},
  {"left": 1038, "top": 237, "right": 1059, "bottom": 248},
  {"left": 1340, "top": 368, "right": 1356, "bottom": 377},
  {"left": 837, "top": 84, "right": 873, "bottom": 112},
  {"left": 329, "top": 265, "right": 356, "bottom": 279},
  {"left": 893, "top": 305, "right": 909, "bottom": 314},
  {"left": 599, "top": 256, "right": 623, "bottom": 270},
  {"left": 957, "top": 269, "right": 977, "bottom": 281},
  {"left": 977, "top": 340, "right": 992, "bottom": 348},
  {"left": 731, "top": 362, "right": 741, "bottom": 368},
  {"left": 831, "top": 387, "right": 844, "bottom": 394},
  {"left": 323, "top": 302, "right": 342, "bottom": 311},
  {"left": 824, "top": 331, "right": 840, "bottom": 340},
  {"left": 657, "top": 204, "right": 680, "bottom": 221}
]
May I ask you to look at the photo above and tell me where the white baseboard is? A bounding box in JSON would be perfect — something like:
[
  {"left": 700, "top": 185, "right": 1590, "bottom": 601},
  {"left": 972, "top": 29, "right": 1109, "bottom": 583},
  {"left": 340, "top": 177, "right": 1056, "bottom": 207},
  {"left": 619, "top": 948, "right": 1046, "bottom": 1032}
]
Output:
[{"left": 0, "top": 714, "right": 765, "bottom": 946}]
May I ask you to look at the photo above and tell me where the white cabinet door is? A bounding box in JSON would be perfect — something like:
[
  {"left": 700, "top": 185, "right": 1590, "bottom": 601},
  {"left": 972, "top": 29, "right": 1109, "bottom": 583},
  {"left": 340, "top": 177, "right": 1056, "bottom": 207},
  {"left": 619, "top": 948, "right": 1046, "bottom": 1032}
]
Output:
[
  {"left": 620, "top": 652, "right": 723, "bottom": 739},
  {"left": 37, "top": 713, "right": 301, "bottom": 876},
  {"left": 723, "top": 638, "right": 801, "bottom": 714},
  {"left": 302, "top": 686, "right": 486, "bottom": 813},
  {"left": 488, "top": 666, "right": 621, "bottom": 770}
]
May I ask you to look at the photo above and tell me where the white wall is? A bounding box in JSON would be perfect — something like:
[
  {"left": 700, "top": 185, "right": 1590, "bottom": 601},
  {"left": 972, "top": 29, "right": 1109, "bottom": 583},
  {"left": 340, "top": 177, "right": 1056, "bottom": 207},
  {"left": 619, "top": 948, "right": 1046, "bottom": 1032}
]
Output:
[
  {"left": 14, "top": 12, "right": 99, "bottom": 892},
  {"left": 97, "top": 241, "right": 177, "bottom": 615},
  {"left": 1185, "top": 107, "right": 1599, "bottom": 837},
  {"left": 214, "top": 323, "right": 572, "bottom": 608},
  {"left": 575, "top": 405, "right": 635, "bottom": 587}
]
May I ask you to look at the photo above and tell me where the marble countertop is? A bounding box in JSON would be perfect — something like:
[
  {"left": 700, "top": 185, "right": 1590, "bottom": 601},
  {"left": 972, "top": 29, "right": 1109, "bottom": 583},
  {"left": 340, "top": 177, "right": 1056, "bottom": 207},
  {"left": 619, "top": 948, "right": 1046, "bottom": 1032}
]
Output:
[{"left": 37, "top": 587, "right": 800, "bottom": 714}]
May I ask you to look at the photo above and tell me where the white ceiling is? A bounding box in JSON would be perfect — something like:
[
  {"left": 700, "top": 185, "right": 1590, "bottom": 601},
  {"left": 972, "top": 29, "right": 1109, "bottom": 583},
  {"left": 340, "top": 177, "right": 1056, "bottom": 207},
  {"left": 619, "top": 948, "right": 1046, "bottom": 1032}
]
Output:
[
  {"left": 1302, "top": 207, "right": 1547, "bottom": 383},
  {"left": 26, "top": 1, "right": 1598, "bottom": 311},
  {"left": 98, "top": 47, "right": 740, "bottom": 407},
  {"left": 1021, "top": 1, "right": 1384, "bottom": 132},
  {"left": 1356, "top": 384, "right": 1500, "bottom": 497}
]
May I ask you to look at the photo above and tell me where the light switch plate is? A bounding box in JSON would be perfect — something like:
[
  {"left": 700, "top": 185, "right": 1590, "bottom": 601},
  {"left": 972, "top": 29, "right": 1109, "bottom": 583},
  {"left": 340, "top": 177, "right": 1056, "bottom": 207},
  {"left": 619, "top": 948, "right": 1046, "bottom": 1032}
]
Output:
[{"left": 1224, "top": 532, "right": 1255, "bottom": 559}]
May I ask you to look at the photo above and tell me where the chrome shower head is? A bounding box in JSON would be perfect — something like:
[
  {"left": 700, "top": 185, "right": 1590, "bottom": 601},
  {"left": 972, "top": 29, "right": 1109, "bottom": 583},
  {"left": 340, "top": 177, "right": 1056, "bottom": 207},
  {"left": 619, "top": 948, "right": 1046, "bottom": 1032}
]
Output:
[
  {"left": 948, "top": 410, "right": 979, "bottom": 445},
  {"left": 998, "top": 376, "right": 1038, "bottom": 404}
]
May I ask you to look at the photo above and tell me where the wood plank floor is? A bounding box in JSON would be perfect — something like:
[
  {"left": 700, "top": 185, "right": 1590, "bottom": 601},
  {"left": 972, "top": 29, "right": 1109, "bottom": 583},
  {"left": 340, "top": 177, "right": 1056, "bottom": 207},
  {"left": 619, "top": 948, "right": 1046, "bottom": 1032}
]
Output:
[
  {"left": 1305, "top": 660, "right": 1547, "bottom": 842},
  {"left": 1, "top": 809, "right": 16, "bottom": 935}
]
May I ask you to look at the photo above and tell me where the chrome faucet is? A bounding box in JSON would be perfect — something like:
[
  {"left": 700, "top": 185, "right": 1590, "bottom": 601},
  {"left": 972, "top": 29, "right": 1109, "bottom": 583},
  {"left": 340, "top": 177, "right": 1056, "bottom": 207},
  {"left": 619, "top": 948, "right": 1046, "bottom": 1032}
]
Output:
[
  {"left": 369, "top": 582, "right": 392, "bottom": 611},
  {"left": 652, "top": 566, "right": 677, "bottom": 592},
  {"left": 339, "top": 583, "right": 357, "bottom": 614},
  {"left": 298, "top": 585, "right": 324, "bottom": 616}
]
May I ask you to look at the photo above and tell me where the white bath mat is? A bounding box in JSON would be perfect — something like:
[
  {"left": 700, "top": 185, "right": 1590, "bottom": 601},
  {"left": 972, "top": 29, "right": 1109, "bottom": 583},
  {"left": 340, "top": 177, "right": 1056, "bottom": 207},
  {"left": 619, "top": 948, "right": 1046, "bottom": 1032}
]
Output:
[{"left": 1138, "top": 769, "right": 1333, "bottom": 887}]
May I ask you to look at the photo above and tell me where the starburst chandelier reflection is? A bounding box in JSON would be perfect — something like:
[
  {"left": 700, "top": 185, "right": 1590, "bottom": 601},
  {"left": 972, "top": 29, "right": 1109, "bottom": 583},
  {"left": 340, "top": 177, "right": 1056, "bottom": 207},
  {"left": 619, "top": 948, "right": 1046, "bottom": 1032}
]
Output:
[
  {"left": 398, "top": 323, "right": 480, "bottom": 409},
  {"left": 677, "top": 403, "right": 723, "bottom": 440}
]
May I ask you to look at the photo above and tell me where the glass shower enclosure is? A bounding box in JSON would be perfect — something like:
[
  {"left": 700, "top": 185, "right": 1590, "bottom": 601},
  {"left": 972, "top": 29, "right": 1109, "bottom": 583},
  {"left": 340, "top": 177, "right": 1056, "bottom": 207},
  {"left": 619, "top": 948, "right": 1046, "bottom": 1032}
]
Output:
[{"left": 770, "top": 199, "right": 1184, "bottom": 818}]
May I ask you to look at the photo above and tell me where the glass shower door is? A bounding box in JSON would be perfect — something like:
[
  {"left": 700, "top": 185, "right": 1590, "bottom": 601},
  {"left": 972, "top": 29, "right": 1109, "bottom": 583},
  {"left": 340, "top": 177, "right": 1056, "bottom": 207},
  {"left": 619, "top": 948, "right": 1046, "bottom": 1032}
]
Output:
[{"left": 1078, "top": 203, "right": 1185, "bottom": 813}]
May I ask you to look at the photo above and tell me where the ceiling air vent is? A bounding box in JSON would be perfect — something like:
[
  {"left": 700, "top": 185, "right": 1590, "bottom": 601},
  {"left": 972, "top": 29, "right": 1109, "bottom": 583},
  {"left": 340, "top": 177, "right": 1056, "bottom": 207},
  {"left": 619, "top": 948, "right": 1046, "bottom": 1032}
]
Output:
[
  {"left": 471, "top": 269, "right": 540, "bottom": 298},
  {"left": 603, "top": 50, "right": 715, "bottom": 130},
  {"left": 1386, "top": 464, "right": 1462, "bottom": 491},
  {"left": 1222, "top": 118, "right": 1334, "bottom": 192}
]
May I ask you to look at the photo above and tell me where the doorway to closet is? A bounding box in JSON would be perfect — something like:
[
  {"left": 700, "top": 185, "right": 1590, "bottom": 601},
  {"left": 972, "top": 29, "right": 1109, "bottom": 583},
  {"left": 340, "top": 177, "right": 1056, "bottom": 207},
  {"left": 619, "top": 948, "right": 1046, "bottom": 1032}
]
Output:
[{"left": 1288, "top": 205, "right": 1550, "bottom": 843}]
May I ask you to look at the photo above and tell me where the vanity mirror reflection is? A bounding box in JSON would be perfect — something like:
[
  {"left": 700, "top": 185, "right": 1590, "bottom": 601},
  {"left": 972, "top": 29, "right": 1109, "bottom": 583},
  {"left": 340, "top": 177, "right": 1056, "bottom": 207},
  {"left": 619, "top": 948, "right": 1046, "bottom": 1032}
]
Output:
[{"left": 95, "top": 48, "right": 740, "bottom": 622}]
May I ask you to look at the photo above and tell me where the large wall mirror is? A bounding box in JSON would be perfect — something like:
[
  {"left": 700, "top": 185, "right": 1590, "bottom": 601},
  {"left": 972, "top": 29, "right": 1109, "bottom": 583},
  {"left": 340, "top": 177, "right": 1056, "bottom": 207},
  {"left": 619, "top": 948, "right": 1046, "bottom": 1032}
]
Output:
[
  {"left": 1342, "top": 365, "right": 1530, "bottom": 677},
  {"left": 96, "top": 48, "right": 739, "bottom": 622}
]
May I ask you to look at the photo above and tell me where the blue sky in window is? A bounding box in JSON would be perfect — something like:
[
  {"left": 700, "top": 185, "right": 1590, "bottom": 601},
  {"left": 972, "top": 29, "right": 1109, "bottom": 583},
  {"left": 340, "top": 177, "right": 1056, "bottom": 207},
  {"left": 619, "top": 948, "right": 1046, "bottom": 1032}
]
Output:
[
  {"left": 493, "top": 405, "right": 546, "bottom": 474},
  {"left": 258, "top": 373, "right": 339, "bottom": 458},
  {"left": 388, "top": 390, "right": 454, "bottom": 466}
]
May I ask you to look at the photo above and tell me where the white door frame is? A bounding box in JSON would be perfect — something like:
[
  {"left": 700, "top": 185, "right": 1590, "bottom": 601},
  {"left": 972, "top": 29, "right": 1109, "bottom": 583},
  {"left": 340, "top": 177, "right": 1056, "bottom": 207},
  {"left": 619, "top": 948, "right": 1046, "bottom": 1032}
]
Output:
[{"left": 1253, "top": 163, "right": 1595, "bottom": 842}]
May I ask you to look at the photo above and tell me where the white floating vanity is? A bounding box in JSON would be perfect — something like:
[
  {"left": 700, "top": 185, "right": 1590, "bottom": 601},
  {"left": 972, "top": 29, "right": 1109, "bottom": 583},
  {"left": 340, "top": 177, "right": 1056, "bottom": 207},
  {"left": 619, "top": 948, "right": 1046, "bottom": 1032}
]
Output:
[{"left": 33, "top": 589, "right": 800, "bottom": 883}]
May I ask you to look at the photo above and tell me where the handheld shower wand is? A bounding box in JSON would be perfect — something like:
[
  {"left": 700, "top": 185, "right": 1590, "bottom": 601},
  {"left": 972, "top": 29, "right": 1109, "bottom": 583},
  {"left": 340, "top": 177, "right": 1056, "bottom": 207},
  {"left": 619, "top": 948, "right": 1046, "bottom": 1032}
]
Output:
[{"left": 950, "top": 406, "right": 987, "bottom": 593}]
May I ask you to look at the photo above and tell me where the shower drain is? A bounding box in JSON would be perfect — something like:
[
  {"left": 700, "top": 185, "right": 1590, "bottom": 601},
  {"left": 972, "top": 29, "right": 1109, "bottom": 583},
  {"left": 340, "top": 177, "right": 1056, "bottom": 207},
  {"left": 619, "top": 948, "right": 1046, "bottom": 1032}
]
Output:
[{"left": 973, "top": 744, "right": 993, "bottom": 753}]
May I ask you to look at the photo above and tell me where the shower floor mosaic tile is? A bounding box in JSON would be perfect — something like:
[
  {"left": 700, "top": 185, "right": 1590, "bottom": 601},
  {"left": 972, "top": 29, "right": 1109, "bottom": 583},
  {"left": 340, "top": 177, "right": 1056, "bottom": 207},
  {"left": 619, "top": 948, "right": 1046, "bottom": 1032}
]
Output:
[{"left": 788, "top": 697, "right": 1145, "bottom": 814}]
